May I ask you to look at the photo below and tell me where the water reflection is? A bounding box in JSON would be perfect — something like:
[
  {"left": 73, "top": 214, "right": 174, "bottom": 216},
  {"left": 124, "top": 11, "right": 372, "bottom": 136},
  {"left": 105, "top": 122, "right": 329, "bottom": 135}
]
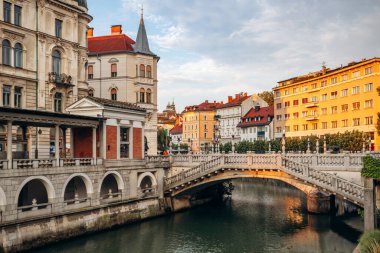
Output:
[{"left": 34, "top": 179, "right": 362, "bottom": 253}]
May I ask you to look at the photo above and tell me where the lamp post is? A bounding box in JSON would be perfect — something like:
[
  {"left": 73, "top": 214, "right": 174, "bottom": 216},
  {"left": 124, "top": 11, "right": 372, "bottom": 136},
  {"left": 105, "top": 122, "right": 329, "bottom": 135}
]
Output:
[
  {"left": 281, "top": 130, "right": 286, "bottom": 154},
  {"left": 323, "top": 135, "right": 327, "bottom": 154},
  {"left": 231, "top": 134, "right": 235, "bottom": 153}
]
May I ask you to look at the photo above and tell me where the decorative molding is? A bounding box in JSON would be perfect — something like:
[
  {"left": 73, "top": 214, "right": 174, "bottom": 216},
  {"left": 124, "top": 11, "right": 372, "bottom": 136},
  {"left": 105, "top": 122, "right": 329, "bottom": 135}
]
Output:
[
  {"left": 108, "top": 58, "right": 119, "bottom": 63},
  {"left": 2, "top": 28, "right": 26, "bottom": 40}
]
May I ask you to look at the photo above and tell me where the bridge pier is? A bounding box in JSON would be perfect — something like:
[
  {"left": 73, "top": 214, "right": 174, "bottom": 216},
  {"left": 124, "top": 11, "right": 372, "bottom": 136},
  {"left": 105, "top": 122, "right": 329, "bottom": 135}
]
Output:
[
  {"left": 307, "top": 191, "right": 331, "bottom": 214},
  {"left": 364, "top": 178, "right": 377, "bottom": 231}
]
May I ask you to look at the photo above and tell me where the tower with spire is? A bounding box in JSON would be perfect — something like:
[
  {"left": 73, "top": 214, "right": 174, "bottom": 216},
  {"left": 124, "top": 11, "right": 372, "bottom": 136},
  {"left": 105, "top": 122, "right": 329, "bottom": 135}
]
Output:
[{"left": 87, "top": 7, "right": 160, "bottom": 155}]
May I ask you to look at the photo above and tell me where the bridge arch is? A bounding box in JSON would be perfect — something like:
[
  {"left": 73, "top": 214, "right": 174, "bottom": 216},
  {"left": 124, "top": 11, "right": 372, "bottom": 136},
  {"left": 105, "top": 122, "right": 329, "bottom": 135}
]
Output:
[
  {"left": 16, "top": 176, "right": 56, "bottom": 206},
  {"left": 98, "top": 171, "right": 124, "bottom": 199},
  {"left": 62, "top": 173, "right": 93, "bottom": 202},
  {"left": 137, "top": 172, "right": 157, "bottom": 190}
]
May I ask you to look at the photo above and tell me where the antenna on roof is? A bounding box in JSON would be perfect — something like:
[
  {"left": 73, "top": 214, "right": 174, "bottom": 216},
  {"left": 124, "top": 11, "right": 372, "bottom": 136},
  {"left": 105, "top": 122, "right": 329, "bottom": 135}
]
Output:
[{"left": 140, "top": 4, "right": 144, "bottom": 20}]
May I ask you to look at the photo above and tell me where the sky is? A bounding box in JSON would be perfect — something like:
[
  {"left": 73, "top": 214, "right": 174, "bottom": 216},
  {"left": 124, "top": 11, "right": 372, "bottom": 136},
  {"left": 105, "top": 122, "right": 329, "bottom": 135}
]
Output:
[{"left": 88, "top": 0, "right": 380, "bottom": 112}]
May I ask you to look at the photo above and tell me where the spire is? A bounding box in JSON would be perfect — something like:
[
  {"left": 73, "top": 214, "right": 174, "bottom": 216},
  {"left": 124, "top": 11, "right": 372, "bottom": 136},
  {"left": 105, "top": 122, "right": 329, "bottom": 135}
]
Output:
[{"left": 133, "top": 6, "right": 155, "bottom": 56}]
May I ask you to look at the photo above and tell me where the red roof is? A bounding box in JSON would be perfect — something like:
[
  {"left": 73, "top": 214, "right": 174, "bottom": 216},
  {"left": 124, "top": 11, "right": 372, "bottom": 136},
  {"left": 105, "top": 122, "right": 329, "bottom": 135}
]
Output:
[
  {"left": 237, "top": 106, "right": 274, "bottom": 128},
  {"left": 88, "top": 34, "right": 135, "bottom": 54},
  {"left": 170, "top": 124, "right": 183, "bottom": 135},
  {"left": 217, "top": 95, "right": 250, "bottom": 109},
  {"left": 183, "top": 101, "right": 222, "bottom": 113}
]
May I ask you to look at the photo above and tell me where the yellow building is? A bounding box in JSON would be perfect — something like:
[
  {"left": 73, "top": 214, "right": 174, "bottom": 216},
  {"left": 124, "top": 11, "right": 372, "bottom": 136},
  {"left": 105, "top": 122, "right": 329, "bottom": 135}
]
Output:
[
  {"left": 273, "top": 58, "right": 380, "bottom": 150},
  {"left": 182, "top": 100, "right": 220, "bottom": 153}
]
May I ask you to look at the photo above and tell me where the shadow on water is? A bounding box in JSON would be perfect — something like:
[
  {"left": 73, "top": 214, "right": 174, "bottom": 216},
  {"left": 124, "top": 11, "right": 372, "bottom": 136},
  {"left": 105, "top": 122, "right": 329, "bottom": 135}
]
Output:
[{"left": 32, "top": 178, "right": 363, "bottom": 253}]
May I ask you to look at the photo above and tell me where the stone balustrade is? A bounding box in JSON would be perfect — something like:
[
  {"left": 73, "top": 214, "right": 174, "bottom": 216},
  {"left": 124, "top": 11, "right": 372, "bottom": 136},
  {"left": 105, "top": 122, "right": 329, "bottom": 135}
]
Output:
[{"left": 1, "top": 158, "right": 102, "bottom": 170}]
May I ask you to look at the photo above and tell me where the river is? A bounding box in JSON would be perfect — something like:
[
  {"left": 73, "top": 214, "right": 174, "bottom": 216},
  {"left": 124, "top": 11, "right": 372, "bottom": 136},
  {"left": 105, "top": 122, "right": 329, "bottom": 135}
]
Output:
[{"left": 34, "top": 179, "right": 363, "bottom": 253}]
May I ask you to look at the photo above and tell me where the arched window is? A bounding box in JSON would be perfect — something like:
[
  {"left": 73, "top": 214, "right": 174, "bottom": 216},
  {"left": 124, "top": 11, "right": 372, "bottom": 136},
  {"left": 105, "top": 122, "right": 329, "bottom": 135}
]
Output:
[
  {"left": 146, "top": 88, "right": 152, "bottom": 104},
  {"left": 111, "top": 64, "right": 117, "bottom": 77},
  {"left": 88, "top": 65, "right": 94, "bottom": 79},
  {"left": 14, "top": 43, "right": 23, "bottom": 68},
  {"left": 140, "top": 64, "right": 145, "bottom": 77},
  {"left": 111, "top": 88, "right": 117, "bottom": 101},
  {"left": 146, "top": 65, "right": 152, "bottom": 78},
  {"left": 52, "top": 50, "right": 61, "bottom": 75},
  {"left": 2, "top": 40, "right": 11, "bottom": 66},
  {"left": 139, "top": 88, "right": 145, "bottom": 103},
  {"left": 54, "top": 92, "right": 62, "bottom": 112},
  {"left": 88, "top": 89, "right": 94, "bottom": 97}
]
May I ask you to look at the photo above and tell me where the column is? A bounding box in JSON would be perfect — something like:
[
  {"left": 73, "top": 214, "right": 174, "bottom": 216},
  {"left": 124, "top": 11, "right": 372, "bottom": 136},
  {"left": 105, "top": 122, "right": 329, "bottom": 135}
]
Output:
[
  {"left": 70, "top": 128, "right": 74, "bottom": 158},
  {"left": 6, "top": 121, "right": 12, "bottom": 169},
  {"left": 141, "top": 122, "right": 145, "bottom": 159},
  {"left": 364, "top": 178, "right": 377, "bottom": 231},
  {"left": 62, "top": 128, "right": 67, "bottom": 158},
  {"left": 116, "top": 125, "right": 120, "bottom": 160},
  {"left": 101, "top": 121, "right": 107, "bottom": 160},
  {"left": 129, "top": 122, "right": 134, "bottom": 159},
  {"left": 92, "top": 127, "right": 97, "bottom": 162},
  {"left": 55, "top": 125, "right": 60, "bottom": 163}
]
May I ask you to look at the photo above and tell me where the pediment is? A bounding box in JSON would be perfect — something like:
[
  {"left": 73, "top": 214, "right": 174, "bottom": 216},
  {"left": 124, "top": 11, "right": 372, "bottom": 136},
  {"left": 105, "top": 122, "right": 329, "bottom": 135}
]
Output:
[{"left": 67, "top": 98, "right": 104, "bottom": 111}]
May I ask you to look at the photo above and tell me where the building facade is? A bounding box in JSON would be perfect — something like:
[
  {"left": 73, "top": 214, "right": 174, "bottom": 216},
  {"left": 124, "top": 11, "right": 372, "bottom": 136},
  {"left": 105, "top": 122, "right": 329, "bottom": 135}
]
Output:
[
  {"left": 87, "top": 16, "right": 159, "bottom": 155},
  {"left": 182, "top": 100, "right": 220, "bottom": 153},
  {"left": 0, "top": 0, "right": 92, "bottom": 158},
  {"left": 169, "top": 124, "right": 182, "bottom": 146},
  {"left": 237, "top": 105, "right": 274, "bottom": 142},
  {"left": 273, "top": 58, "right": 380, "bottom": 150},
  {"left": 215, "top": 93, "right": 268, "bottom": 144}
]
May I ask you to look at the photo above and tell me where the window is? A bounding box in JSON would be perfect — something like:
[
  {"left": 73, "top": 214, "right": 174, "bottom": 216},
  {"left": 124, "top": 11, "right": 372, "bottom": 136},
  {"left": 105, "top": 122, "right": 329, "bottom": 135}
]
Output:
[
  {"left": 146, "top": 88, "right": 152, "bottom": 103},
  {"left": 312, "top": 123, "right": 318, "bottom": 130},
  {"left": 284, "top": 101, "right": 290, "bottom": 108},
  {"left": 353, "top": 71, "right": 360, "bottom": 78},
  {"left": 365, "top": 67, "right": 373, "bottom": 75},
  {"left": 204, "top": 124, "right": 207, "bottom": 130},
  {"left": 322, "top": 122, "right": 327, "bottom": 129},
  {"left": 146, "top": 65, "right": 152, "bottom": 78},
  {"left": 341, "top": 104, "right": 348, "bottom": 112},
  {"left": 321, "top": 80, "right": 327, "bottom": 87},
  {"left": 293, "top": 88, "right": 298, "bottom": 94},
  {"left": 330, "top": 91, "right": 338, "bottom": 99},
  {"left": 14, "top": 5, "right": 21, "bottom": 26},
  {"left": 88, "top": 89, "right": 94, "bottom": 97},
  {"left": 54, "top": 92, "right": 62, "bottom": 112},
  {"left": 301, "top": 98, "right": 308, "bottom": 104},
  {"left": 341, "top": 74, "right": 348, "bottom": 81},
  {"left": 88, "top": 65, "right": 94, "bottom": 79},
  {"left": 302, "top": 124, "right": 308, "bottom": 131},
  {"left": 285, "top": 126, "right": 290, "bottom": 132},
  {"left": 14, "top": 43, "right": 23, "bottom": 68},
  {"left": 14, "top": 86, "right": 22, "bottom": 108},
  {"left": 311, "top": 96, "right": 318, "bottom": 102},
  {"left": 353, "top": 118, "right": 360, "bottom": 126},
  {"left": 111, "top": 64, "right": 117, "bottom": 77},
  {"left": 120, "top": 127, "right": 130, "bottom": 158},
  {"left": 331, "top": 106, "right": 337, "bottom": 114},
  {"left": 284, "top": 113, "right": 290, "bottom": 120},
  {"left": 302, "top": 86, "right": 308, "bottom": 91},
  {"left": 293, "top": 112, "right": 299, "bottom": 119},
  {"left": 204, "top": 132, "right": 207, "bottom": 138},
  {"left": 284, "top": 90, "right": 289, "bottom": 95},
  {"left": 302, "top": 111, "right": 308, "bottom": 117},
  {"left": 352, "top": 102, "right": 360, "bottom": 110},
  {"left": 365, "top": 99, "right": 373, "bottom": 108},
  {"left": 321, "top": 108, "right": 327, "bottom": 115},
  {"left": 331, "top": 77, "right": 337, "bottom": 84},
  {"left": 365, "top": 83, "right": 373, "bottom": 92},
  {"left": 331, "top": 121, "right": 338, "bottom": 128},
  {"left": 276, "top": 103, "right": 282, "bottom": 109},
  {"left": 293, "top": 125, "right": 299, "bottom": 131},
  {"left": 293, "top": 99, "right": 299, "bottom": 106},
  {"left": 365, "top": 116, "right": 373, "bottom": 125},
  {"left": 2, "top": 85, "right": 10, "bottom": 106},
  {"left": 276, "top": 127, "right": 282, "bottom": 133},
  {"left": 2, "top": 39, "right": 11, "bottom": 65},
  {"left": 111, "top": 88, "right": 117, "bottom": 101},
  {"left": 139, "top": 88, "right": 145, "bottom": 103},
  {"left": 275, "top": 91, "right": 281, "bottom": 98},
  {"left": 204, "top": 115, "right": 207, "bottom": 120},
  {"left": 139, "top": 64, "right": 145, "bottom": 77},
  {"left": 321, "top": 94, "right": 327, "bottom": 101},
  {"left": 341, "top": 89, "right": 348, "bottom": 97},
  {"left": 52, "top": 50, "right": 61, "bottom": 74},
  {"left": 352, "top": 86, "right": 360, "bottom": 94},
  {"left": 311, "top": 83, "right": 317, "bottom": 89},
  {"left": 3, "top": 1, "right": 11, "bottom": 23},
  {"left": 55, "top": 19, "right": 62, "bottom": 38},
  {"left": 342, "top": 119, "right": 348, "bottom": 127},
  {"left": 276, "top": 115, "right": 282, "bottom": 121}
]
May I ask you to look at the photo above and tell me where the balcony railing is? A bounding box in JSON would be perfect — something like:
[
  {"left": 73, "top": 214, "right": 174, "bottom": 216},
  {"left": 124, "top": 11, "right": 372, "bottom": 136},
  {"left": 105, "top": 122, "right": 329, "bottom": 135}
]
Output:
[
  {"left": 305, "top": 101, "right": 319, "bottom": 108},
  {"left": 305, "top": 115, "right": 319, "bottom": 121},
  {"left": 4, "top": 158, "right": 101, "bottom": 170},
  {"left": 48, "top": 72, "right": 73, "bottom": 86}
]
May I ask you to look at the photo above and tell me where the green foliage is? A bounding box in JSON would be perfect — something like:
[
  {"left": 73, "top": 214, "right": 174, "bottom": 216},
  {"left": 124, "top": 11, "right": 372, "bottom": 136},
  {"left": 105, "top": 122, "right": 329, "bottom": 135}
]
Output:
[
  {"left": 362, "top": 156, "right": 380, "bottom": 178},
  {"left": 220, "top": 142, "right": 232, "bottom": 153},
  {"left": 157, "top": 128, "right": 169, "bottom": 152},
  {"left": 257, "top": 91, "right": 274, "bottom": 106},
  {"left": 359, "top": 230, "right": 380, "bottom": 253}
]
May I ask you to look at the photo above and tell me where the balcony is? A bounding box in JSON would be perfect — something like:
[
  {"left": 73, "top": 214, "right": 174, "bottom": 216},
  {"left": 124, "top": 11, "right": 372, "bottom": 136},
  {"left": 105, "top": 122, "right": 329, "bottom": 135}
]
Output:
[
  {"left": 305, "top": 115, "right": 319, "bottom": 121},
  {"left": 305, "top": 101, "right": 319, "bottom": 108},
  {"left": 48, "top": 72, "right": 74, "bottom": 87},
  {"left": 135, "top": 76, "right": 154, "bottom": 85}
]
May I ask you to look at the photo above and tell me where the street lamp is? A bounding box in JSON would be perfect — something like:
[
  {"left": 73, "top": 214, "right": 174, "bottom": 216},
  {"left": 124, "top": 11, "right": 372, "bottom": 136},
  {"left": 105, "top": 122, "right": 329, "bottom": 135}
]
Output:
[
  {"left": 281, "top": 130, "right": 286, "bottom": 154},
  {"left": 231, "top": 134, "right": 235, "bottom": 153}
]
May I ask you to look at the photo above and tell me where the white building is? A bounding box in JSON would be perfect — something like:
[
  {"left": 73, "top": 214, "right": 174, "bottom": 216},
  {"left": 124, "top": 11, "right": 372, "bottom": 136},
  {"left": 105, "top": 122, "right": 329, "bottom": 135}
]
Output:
[
  {"left": 0, "top": 0, "right": 92, "bottom": 158},
  {"left": 169, "top": 124, "right": 182, "bottom": 145},
  {"left": 87, "top": 14, "right": 159, "bottom": 155},
  {"left": 238, "top": 104, "right": 274, "bottom": 142},
  {"left": 215, "top": 93, "right": 268, "bottom": 144}
]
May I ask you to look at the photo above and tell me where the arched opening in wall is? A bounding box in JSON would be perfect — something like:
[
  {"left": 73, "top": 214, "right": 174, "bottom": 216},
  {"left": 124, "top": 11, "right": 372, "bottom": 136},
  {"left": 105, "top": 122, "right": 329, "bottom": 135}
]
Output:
[
  {"left": 146, "top": 88, "right": 152, "bottom": 104},
  {"left": 111, "top": 88, "right": 117, "bottom": 101},
  {"left": 146, "top": 65, "right": 152, "bottom": 78},
  {"left": 64, "top": 176, "right": 88, "bottom": 205},
  {"left": 2, "top": 39, "right": 11, "bottom": 66},
  {"left": 14, "top": 43, "right": 23, "bottom": 68},
  {"left": 88, "top": 88, "right": 94, "bottom": 97},
  {"left": 52, "top": 50, "right": 61, "bottom": 75},
  {"left": 138, "top": 173, "right": 158, "bottom": 198},
  {"left": 139, "top": 64, "right": 145, "bottom": 77},
  {"left": 18, "top": 179, "right": 49, "bottom": 211},
  {"left": 139, "top": 88, "right": 145, "bottom": 103},
  {"left": 100, "top": 174, "right": 120, "bottom": 199}
]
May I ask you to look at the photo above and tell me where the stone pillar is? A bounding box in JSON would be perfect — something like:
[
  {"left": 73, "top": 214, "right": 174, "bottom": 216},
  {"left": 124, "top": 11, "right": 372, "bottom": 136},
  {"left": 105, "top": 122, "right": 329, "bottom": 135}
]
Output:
[
  {"left": 27, "top": 127, "right": 32, "bottom": 159},
  {"left": 92, "top": 127, "right": 97, "bottom": 162},
  {"left": 101, "top": 121, "right": 107, "bottom": 160},
  {"left": 307, "top": 191, "right": 331, "bottom": 214},
  {"left": 55, "top": 125, "right": 60, "bottom": 163},
  {"left": 129, "top": 123, "right": 134, "bottom": 159},
  {"left": 323, "top": 136, "right": 327, "bottom": 154},
  {"left": 141, "top": 122, "right": 145, "bottom": 159},
  {"left": 70, "top": 128, "right": 75, "bottom": 158},
  {"left": 6, "top": 121, "right": 12, "bottom": 169},
  {"left": 62, "top": 128, "right": 67, "bottom": 158},
  {"left": 364, "top": 178, "right": 377, "bottom": 231}
]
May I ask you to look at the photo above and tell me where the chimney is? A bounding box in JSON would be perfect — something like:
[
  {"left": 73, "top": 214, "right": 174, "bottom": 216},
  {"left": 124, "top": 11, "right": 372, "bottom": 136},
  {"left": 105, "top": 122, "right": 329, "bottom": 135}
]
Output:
[
  {"left": 87, "top": 27, "right": 94, "bottom": 38},
  {"left": 205, "top": 100, "right": 209, "bottom": 103},
  {"left": 228, "top": 96, "right": 233, "bottom": 103},
  {"left": 255, "top": 103, "right": 260, "bottom": 112},
  {"left": 111, "top": 25, "right": 122, "bottom": 35},
  {"left": 235, "top": 94, "right": 239, "bottom": 99}
]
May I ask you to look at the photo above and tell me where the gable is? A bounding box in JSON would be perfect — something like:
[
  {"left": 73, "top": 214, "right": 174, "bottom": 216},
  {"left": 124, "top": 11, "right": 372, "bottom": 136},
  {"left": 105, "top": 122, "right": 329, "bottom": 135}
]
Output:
[{"left": 66, "top": 98, "right": 104, "bottom": 111}]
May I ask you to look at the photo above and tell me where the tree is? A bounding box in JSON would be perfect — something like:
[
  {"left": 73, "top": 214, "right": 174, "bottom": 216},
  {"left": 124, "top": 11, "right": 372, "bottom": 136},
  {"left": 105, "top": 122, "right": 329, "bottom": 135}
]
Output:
[
  {"left": 157, "top": 128, "right": 169, "bottom": 152},
  {"left": 258, "top": 91, "right": 274, "bottom": 106}
]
